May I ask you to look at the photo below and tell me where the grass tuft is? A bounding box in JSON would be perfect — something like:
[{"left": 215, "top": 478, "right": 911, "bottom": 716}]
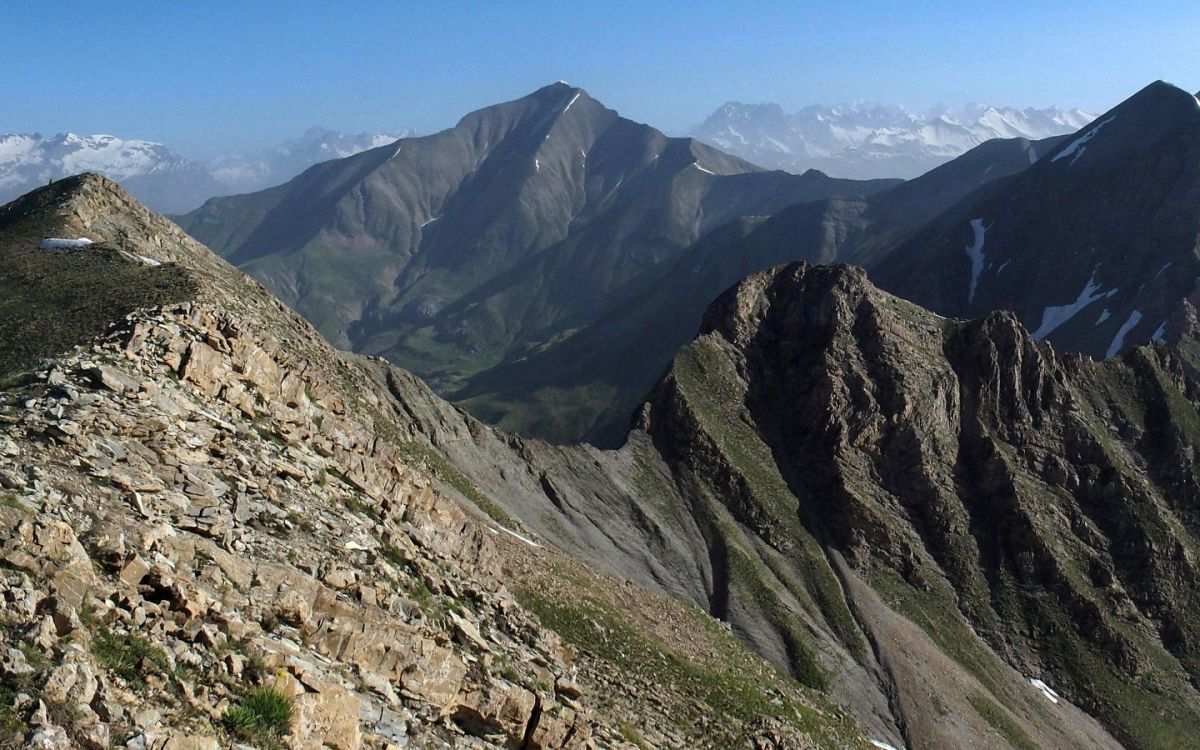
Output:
[
  {"left": 92, "top": 630, "right": 170, "bottom": 688},
  {"left": 221, "top": 687, "right": 294, "bottom": 748}
]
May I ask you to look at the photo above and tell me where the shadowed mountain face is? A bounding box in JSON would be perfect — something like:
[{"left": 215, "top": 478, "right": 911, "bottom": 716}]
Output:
[
  {"left": 458, "top": 133, "right": 1065, "bottom": 444},
  {"left": 471, "top": 80, "right": 1200, "bottom": 446},
  {"left": 380, "top": 262, "right": 1200, "bottom": 750},
  {"left": 178, "top": 82, "right": 897, "bottom": 397},
  {"left": 874, "top": 80, "right": 1200, "bottom": 367}
]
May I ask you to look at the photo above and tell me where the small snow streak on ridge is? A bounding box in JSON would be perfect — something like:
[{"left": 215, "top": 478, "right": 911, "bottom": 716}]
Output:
[
  {"left": 964, "top": 219, "right": 987, "bottom": 303},
  {"left": 1031, "top": 273, "right": 1111, "bottom": 339},
  {"left": 39, "top": 237, "right": 94, "bottom": 249},
  {"left": 1030, "top": 678, "right": 1060, "bottom": 704},
  {"left": 1106, "top": 310, "right": 1143, "bottom": 358},
  {"left": 1052, "top": 115, "right": 1115, "bottom": 166},
  {"left": 1152, "top": 320, "right": 1168, "bottom": 343}
]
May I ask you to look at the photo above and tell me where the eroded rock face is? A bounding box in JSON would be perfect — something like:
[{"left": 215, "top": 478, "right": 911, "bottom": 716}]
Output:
[{"left": 641, "top": 262, "right": 1200, "bottom": 749}]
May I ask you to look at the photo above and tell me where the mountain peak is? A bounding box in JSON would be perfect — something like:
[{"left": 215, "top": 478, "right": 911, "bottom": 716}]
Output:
[
  {"left": 1121, "top": 79, "right": 1199, "bottom": 110},
  {"left": 1041, "top": 79, "right": 1200, "bottom": 170},
  {"left": 698, "top": 262, "right": 891, "bottom": 347},
  {"left": 530, "top": 80, "right": 585, "bottom": 99}
]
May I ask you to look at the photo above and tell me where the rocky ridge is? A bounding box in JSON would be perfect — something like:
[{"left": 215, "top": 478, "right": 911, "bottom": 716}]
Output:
[
  {"left": 0, "top": 175, "right": 872, "bottom": 749},
  {"left": 374, "top": 263, "right": 1200, "bottom": 750},
  {"left": 1, "top": 303, "right": 594, "bottom": 749}
]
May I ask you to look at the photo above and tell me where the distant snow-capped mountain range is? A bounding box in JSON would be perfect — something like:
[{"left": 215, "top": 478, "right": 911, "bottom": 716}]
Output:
[
  {"left": 0, "top": 127, "right": 412, "bottom": 214},
  {"left": 692, "top": 102, "right": 1095, "bottom": 178},
  {"left": 2, "top": 101, "right": 1094, "bottom": 213}
]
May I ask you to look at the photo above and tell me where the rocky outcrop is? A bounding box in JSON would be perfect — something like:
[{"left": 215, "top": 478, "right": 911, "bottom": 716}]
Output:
[{"left": 642, "top": 263, "right": 1200, "bottom": 749}]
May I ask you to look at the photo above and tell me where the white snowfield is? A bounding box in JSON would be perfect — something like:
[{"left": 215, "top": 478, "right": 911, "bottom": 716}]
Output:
[
  {"left": 1106, "top": 309, "right": 1143, "bottom": 358},
  {"left": 693, "top": 101, "right": 1094, "bottom": 177},
  {"left": 691, "top": 162, "right": 718, "bottom": 176},
  {"left": 963, "top": 218, "right": 988, "bottom": 303},
  {"left": 1031, "top": 273, "right": 1118, "bottom": 339},
  {"left": 38, "top": 237, "right": 94, "bottom": 249},
  {"left": 869, "top": 740, "right": 902, "bottom": 750},
  {"left": 1030, "top": 677, "right": 1060, "bottom": 704},
  {"left": 2, "top": 127, "right": 411, "bottom": 205},
  {"left": 1052, "top": 115, "right": 1116, "bottom": 167},
  {"left": 0, "top": 133, "right": 186, "bottom": 190}
]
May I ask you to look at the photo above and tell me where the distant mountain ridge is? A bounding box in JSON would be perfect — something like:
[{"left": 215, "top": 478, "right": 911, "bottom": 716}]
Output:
[
  {"left": 874, "top": 80, "right": 1200, "bottom": 369},
  {"left": 206, "top": 126, "right": 415, "bottom": 194},
  {"left": 693, "top": 100, "right": 1094, "bottom": 178},
  {"left": 0, "top": 127, "right": 410, "bottom": 213},
  {"left": 178, "top": 82, "right": 898, "bottom": 420}
]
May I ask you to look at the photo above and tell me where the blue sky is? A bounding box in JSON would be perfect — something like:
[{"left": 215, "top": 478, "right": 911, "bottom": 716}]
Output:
[{"left": 4, "top": 1, "right": 1198, "bottom": 158}]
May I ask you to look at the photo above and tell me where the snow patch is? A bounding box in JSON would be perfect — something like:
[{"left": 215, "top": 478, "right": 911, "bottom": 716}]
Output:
[
  {"left": 391, "top": 143, "right": 403, "bottom": 159},
  {"left": 869, "top": 741, "right": 901, "bottom": 750},
  {"left": 39, "top": 237, "right": 94, "bottom": 249},
  {"left": 1152, "top": 320, "right": 1168, "bottom": 343},
  {"left": 136, "top": 255, "right": 161, "bottom": 267},
  {"left": 1096, "top": 309, "right": 1111, "bottom": 325},
  {"left": 420, "top": 216, "right": 441, "bottom": 228},
  {"left": 495, "top": 525, "right": 541, "bottom": 548},
  {"left": 563, "top": 92, "right": 581, "bottom": 113},
  {"left": 1027, "top": 144, "right": 1038, "bottom": 164},
  {"left": 995, "top": 259, "right": 1011, "bottom": 274},
  {"left": 1106, "top": 310, "right": 1143, "bottom": 358},
  {"left": 691, "top": 162, "right": 717, "bottom": 176},
  {"left": 534, "top": 158, "right": 540, "bottom": 173},
  {"left": 1156, "top": 263, "right": 1171, "bottom": 278},
  {"left": 1030, "top": 678, "right": 1060, "bottom": 704},
  {"left": 1051, "top": 115, "right": 1116, "bottom": 167},
  {"left": 763, "top": 135, "right": 793, "bottom": 153},
  {"left": 1031, "top": 273, "right": 1112, "bottom": 339},
  {"left": 963, "top": 218, "right": 987, "bottom": 303}
]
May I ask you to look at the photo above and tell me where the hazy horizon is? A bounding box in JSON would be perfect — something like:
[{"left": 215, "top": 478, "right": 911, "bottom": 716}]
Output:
[{"left": 4, "top": 0, "right": 1198, "bottom": 159}]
